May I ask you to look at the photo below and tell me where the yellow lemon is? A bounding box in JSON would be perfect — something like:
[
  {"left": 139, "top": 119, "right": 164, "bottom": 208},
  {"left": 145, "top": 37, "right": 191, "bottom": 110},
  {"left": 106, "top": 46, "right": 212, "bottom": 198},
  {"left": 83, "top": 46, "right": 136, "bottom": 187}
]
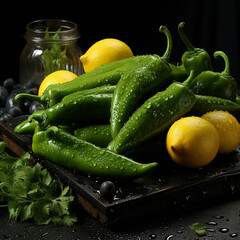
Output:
[
  {"left": 166, "top": 116, "right": 219, "bottom": 168},
  {"left": 201, "top": 111, "right": 240, "bottom": 153},
  {"left": 80, "top": 38, "right": 133, "bottom": 72},
  {"left": 38, "top": 70, "right": 77, "bottom": 96}
]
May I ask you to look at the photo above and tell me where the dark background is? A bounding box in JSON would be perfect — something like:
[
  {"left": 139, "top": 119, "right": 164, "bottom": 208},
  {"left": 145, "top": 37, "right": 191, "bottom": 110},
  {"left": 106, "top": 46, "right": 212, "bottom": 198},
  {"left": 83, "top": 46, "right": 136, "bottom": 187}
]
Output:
[
  {"left": 2, "top": 0, "right": 240, "bottom": 86},
  {"left": 1, "top": 1, "right": 240, "bottom": 239}
]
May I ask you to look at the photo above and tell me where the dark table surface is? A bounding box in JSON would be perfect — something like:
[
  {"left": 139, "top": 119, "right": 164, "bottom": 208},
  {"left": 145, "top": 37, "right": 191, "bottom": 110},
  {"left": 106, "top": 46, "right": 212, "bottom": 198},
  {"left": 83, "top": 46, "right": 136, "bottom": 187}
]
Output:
[
  {"left": 1, "top": 191, "right": 240, "bottom": 240},
  {"left": 1, "top": 121, "right": 240, "bottom": 240}
]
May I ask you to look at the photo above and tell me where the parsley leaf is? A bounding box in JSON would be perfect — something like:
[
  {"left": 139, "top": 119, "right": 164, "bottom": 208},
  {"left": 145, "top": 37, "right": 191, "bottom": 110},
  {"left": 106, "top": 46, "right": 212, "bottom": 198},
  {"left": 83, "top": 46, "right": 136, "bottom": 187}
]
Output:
[
  {"left": 0, "top": 141, "right": 77, "bottom": 226},
  {"left": 189, "top": 222, "right": 207, "bottom": 236}
]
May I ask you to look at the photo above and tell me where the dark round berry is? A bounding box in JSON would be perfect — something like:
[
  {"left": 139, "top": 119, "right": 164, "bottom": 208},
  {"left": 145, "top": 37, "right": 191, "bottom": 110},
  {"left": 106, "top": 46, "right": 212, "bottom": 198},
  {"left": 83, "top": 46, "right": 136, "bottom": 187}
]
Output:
[
  {"left": 3, "top": 78, "right": 15, "bottom": 91},
  {"left": 0, "top": 113, "right": 12, "bottom": 122},
  {"left": 0, "top": 86, "right": 9, "bottom": 107},
  {"left": 8, "top": 106, "right": 22, "bottom": 117},
  {"left": 29, "top": 101, "right": 44, "bottom": 114},
  {"left": 100, "top": 181, "right": 116, "bottom": 201}
]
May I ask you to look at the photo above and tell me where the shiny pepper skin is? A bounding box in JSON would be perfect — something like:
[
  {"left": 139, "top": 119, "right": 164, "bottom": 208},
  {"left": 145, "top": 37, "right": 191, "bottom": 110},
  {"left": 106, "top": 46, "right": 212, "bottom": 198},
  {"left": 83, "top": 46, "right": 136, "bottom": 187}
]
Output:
[
  {"left": 183, "top": 51, "right": 237, "bottom": 102},
  {"left": 110, "top": 26, "right": 173, "bottom": 138},
  {"left": 108, "top": 82, "right": 196, "bottom": 154},
  {"left": 178, "top": 22, "right": 213, "bottom": 76},
  {"left": 15, "top": 54, "right": 170, "bottom": 108},
  {"left": 32, "top": 126, "right": 158, "bottom": 179}
]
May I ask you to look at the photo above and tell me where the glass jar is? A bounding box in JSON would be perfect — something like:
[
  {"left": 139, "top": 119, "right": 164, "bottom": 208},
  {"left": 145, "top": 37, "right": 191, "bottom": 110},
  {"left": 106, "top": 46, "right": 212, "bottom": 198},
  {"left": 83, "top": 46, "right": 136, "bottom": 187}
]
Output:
[{"left": 19, "top": 19, "right": 83, "bottom": 88}]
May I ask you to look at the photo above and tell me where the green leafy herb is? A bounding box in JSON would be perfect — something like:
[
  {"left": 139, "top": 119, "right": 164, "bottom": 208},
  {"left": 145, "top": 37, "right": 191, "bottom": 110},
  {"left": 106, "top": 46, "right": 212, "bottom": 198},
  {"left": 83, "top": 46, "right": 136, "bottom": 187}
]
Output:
[
  {"left": 41, "top": 27, "right": 67, "bottom": 76},
  {"left": 0, "top": 142, "right": 77, "bottom": 226},
  {"left": 189, "top": 222, "right": 207, "bottom": 236}
]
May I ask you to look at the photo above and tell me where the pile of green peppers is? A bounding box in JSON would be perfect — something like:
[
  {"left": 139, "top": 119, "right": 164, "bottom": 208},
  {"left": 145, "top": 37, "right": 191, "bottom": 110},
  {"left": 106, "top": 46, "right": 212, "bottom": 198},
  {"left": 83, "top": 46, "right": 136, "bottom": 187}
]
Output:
[{"left": 14, "top": 22, "right": 240, "bottom": 179}]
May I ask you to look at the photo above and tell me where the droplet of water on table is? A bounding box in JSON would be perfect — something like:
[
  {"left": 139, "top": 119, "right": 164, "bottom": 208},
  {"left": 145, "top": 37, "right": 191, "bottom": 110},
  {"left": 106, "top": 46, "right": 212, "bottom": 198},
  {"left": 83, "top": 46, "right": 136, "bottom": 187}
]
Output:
[
  {"left": 148, "top": 234, "right": 157, "bottom": 239},
  {"left": 213, "top": 215, "right": 224, "bottom": 219},
  {"left": 219, "top": 228, "right": 229, "bottom": 233},
  {"left": 206, "top": 221, "right": 217, "bottom": 226},
  {"left": 207, "top": 228, "right": 215, "bottom": 232},
  {"left": 229, "top": 233, "right": 238, "bottom": 238},
  {"left": 164, "top": 235, "right": 174, "bottom": 240}
]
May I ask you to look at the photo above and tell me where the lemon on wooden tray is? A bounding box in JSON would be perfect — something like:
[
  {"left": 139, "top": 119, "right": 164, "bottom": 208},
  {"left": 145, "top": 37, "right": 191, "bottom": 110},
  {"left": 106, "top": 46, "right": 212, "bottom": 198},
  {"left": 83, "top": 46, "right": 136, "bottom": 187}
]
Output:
[
  {"left": 202, "top": 110, "right": 240, "bottom": 154},
  {"left": 80, "top": 38, "right": 133, "bottom": 73},
  {"left": 38, "top": 70, "right": 78, "bottom": 96},
  {"left": 166, "top": 116, "right": 219, "bottom": 168}
]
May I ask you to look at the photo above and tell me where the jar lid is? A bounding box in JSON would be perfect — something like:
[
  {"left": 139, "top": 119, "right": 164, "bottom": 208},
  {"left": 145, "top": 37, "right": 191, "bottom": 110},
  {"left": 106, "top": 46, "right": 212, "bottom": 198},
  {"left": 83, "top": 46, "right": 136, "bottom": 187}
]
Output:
[{"left": 26, "top": 19, "right": 80, "bottom": 43}]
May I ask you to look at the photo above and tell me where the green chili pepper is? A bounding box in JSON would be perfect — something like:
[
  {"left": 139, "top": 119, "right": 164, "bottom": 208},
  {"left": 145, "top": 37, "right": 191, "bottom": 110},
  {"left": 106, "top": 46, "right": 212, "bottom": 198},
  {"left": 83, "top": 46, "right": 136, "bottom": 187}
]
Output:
[
  {"left": 178, "top": 22, "right": 213, "bottom": 76},
  {"left": 14, "top": 85, "right": 116, "bottom": 134},
  {"left": 15, "top": 92, "right": 112, "bottom": 134},
  {"left": 14, "top": 118, "right": 40, "bottom": 135},
  {"left": 236, "top": 95, "right": 240, "bottom": 104},
  {"left": 74, "top": 125, "right": 112, "bottom": 148},
  {"left": 15, "top": 54, "right": 167, "bottom": 108},
  {"left": 15, "top": 59, "right": 126, "bottom": 108},
  {"left": 66, "top": 84, "right": 116, "bottom": 95},
  {"left": 32, "top": 126, "right": 158, "bottom": 179},
  {"left": 169, "top": 63, "right": 188, "bottom": 82},
  {"left": 191, "top": 95, "right": 240, "bottom": 114},
  {"left": 110, "top": 26, "right": 172, "bottom": 138},
  {"left": 183, "top": 51, "right": 237, "bottom": 101},
  {"left": 30, "top": 93, "right": 112, "bottom": 128},
  {"left": 158, "top": 25, "right": 188, "bottom": 82},
  {"left": 54, "top": 84, "right": 116, "bottom": 101},
  {"left": 108, "top": 82, "right": 196, "bottom": 154}
]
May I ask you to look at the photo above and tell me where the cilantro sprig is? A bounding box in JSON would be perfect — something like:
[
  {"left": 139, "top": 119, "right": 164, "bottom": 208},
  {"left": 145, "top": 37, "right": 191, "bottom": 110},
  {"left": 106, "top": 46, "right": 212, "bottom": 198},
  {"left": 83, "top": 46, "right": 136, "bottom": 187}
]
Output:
[
  {"left": 0, "top": 142, "right": 77, "bottom": 226},
  {"left": 41, "top": 27, "right": 67, "bottom": 76},
  {"left": 189, "top": 222, "right": 207, "bottom": 236}
]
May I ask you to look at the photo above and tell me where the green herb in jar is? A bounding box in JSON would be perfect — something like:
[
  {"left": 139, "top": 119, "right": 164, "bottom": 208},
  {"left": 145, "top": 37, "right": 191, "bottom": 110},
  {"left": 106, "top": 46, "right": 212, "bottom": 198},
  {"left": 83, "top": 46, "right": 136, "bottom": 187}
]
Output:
[{"left": 41, "top": 27, "right": 67, "bottom": 75}]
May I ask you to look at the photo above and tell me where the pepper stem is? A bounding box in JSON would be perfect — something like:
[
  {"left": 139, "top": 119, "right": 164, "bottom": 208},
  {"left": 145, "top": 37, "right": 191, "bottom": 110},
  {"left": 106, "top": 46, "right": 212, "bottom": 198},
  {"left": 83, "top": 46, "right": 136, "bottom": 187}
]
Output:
[
  {"left": 214, "top": 51, "right": 230, "bottom": 74},
  {"left": 159, "top": 25, "right": 172, "bottom": 61},
  {"left": 178, "top": 22, "right": 195, "bottom": 51},
  {"left": 15, "top": 93, "right": 46, "bottom": 107},
  {"left": 182, "top": 70, "right": 196, "bottom": 86}
]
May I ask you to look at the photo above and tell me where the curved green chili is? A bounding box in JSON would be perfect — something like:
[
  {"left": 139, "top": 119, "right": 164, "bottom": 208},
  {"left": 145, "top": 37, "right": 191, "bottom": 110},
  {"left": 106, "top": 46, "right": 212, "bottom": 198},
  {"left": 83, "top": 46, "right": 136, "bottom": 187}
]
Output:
[
  {"left": 110, "top": 25, "right": 172, "bottom": 138},
  {"left": 191, "top": 95, "right": 240, "bottom": 114},
  {"left": 178, "top": 22, "right": 213, "bottom": 76},
  {"left": 108, "top": 82, "right": 196, "bottom": 154},
  {"left": 74, "top": 125, "right": 112, "bottom": 148},
  {"left": 15, "top": 55, "right": 168, "bottom": 108},
  {"left": 32, "top": 126, "right": 158, "bottom": 179},
  {"left": 183, "top": 51, "right": 237, "bottom": 101},
  {"left": 30, "top": 93, "right": 112, "bottom": 128}
]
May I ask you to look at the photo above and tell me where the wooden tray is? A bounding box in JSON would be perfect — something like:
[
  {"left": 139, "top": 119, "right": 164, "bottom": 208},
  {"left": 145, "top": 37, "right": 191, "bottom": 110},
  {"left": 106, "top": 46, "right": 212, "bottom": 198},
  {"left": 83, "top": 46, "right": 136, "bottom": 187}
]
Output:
[{"left": 1, "top": 116, "right": 240, "bottom": 227}]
